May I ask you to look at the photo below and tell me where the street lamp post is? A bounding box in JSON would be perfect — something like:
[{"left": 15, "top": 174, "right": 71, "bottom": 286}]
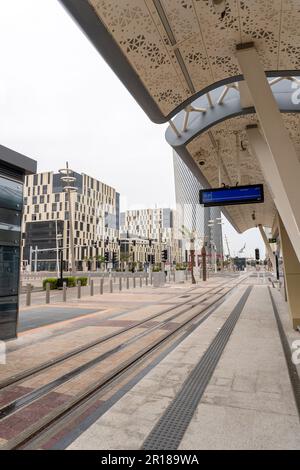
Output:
[
  {"left": 59, "top": 162, "right": 78, "bottom": 275},
  {"left": 201, "top": 242, "right": 207, "bottom": 282},
  {"left": 60, "top": 245, "right": 64, "bottom": 286},
  {"left": 208, "top": 217, "right": 224, "bottom": 273},
  {"left": 55, "top": 220, "right": 63, "bottom": 278},
  {"left": 190, "top": 232, "right": 196, "bottom": 284}
]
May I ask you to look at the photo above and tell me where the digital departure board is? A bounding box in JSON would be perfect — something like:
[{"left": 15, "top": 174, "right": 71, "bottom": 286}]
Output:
[{"left": 199, "top": 184, "right": 264, "bottom": 207}]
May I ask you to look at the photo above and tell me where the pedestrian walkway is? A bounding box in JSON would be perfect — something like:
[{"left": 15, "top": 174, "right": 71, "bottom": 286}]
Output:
[
  {"left": 1, "top": 273, "right": 298, "bottom": 450},
  {"left": 67, "top": 279, "right": 300, "bottom": 450}
]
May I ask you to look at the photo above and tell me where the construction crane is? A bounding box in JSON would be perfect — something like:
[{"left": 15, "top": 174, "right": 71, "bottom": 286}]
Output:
[
  {"left": 224, "top": 234, "right": 231, "bottom": 259},
  {"left": 238, "top": 243, "right": 246, "bottom": 254}
]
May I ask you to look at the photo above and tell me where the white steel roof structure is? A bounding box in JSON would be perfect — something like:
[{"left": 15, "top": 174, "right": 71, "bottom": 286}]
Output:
[{"left": 60, "top": 0, "right": 300, "bottom": 236}]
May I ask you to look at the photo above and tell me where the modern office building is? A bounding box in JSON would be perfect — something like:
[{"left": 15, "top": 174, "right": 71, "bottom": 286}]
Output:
[
  {"left": 22, "top": 170, "right": 120, "bottom": 271},
  {"left": 173, "top": 151, "right": 223, "bottom": 267},
  {"left": 119, "top": 237, "right": 161, "bottom": 268},
  {"left": 120, "top": 208, "right": 181, "bottom": 265},
  {"left": 121, "top": 208, "right": 173, "bottom": 243},
  {"left": 0, "top": 145, "right": 36, "bottom": 340}
]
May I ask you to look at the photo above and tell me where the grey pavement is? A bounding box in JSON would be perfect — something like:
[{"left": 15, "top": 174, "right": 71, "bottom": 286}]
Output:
[
  {"left": 18, "top": 306, "right": 102, "bottom": 332},
  {"left": 68, "top": 279, "right": 300, "bottom": 450}
]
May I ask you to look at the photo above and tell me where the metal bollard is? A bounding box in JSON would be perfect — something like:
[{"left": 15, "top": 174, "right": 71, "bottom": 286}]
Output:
[
  {"left": 63, "top": 282, "right": 67, "bottom": 302},
  {"left": 77, "top": 280, "right": 81, "bottom": 299},
  {"left": 140, "top": 276, "right": 142, "bottom": 288},
  {"left": 26, "top": 283, "right": 31, "bottom": 307},
  {"left": 126, "top": 276, "right": 130, "bottom": 289},
  {"left": 100, "top": 278, "right": 104, "bottom": 295},
  {"left": 110, "top": 279, "right": 113, "bottom": 293},
  {"left": 145, "top": 275, "right": 148, "bottom": 286},
  {"left": 90, "top": 279, "right": 94, "bottom": 296},
  {"left": 46, "top": 282, "right": 50, "bottom": 304},
  {"left": 119, "top": 277, "right": 122, "bottom": 292},
  {"left": 133, "top": 276, "right": 136, "bottom": 288},
  {"left": 150, "top": 273, "right": 153, "bottom": 285}
]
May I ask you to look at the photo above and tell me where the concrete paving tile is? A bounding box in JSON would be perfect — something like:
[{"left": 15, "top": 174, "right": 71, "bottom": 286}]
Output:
[
  {"left": 0, "top": 438, "right": 8, "bottom": 447},
  {"left": 5, "top": 278, "right": 298, "bottom": 451},
  {"left": 69, "top": 397, "right": 171, "bottom": 450},
  {"left": 256, "top": 371, "right": 283, "bottom": 394},
  {"left": 232, "top": 374, "right": 257, "bottom": 393},
  {"left": 252, "top": 410, "right": 300, "bottom": 449},
  {"left": 202, "top": 387, "right": 297, "bottom": 416},
  {"left": 0, "top": 415, "right": 30, "bottom": 439},
  {"left": 213, "top": 376, "right": 233, "bottom": 388},
  {"left": 128, "top": 377, "right": 180, "bottom": 400},
  {"left": 179, "top": 403, "right": 255, "bottom": 450},
  {"left": 0, "top": 386, "right": 33, "bottom": 407},
  {"left": 69, "top": 424, "right": 143, "bottom": 450}
]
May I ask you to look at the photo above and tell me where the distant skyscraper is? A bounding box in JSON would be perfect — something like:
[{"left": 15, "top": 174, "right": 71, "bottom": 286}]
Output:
[{"left": 173, "top": 151, "right": 223, "bottom": 265}]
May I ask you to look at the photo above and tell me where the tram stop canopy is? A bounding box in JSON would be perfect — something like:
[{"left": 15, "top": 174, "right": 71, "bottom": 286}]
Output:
[{"left": 60, "top": 0, "right": 300, "bottom": 326}]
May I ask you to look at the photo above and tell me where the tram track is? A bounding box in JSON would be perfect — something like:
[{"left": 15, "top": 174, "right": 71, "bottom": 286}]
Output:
[
  {"left": 0, "top": 280, "right": 235, "bottom": 412},
  {"left": 0, "top": 278, "right": 236, "bottom": 391},
  {"left": 0, "top": 274, "right": 248, "bottom": 450}
]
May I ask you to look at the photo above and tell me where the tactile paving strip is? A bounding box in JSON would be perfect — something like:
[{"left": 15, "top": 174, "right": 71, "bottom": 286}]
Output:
[{"left": 142, "top": 286, "right": 252, "bottom": 450}]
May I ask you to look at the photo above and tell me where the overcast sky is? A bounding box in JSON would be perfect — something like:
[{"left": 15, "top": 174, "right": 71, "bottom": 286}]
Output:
[{"left": 0, "top": 0, "right": 265, "bottom": 258}]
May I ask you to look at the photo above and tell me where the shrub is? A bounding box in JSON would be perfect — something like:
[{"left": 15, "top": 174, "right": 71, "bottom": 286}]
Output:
[
  {"left": 43, "top": 278, "right": 58, "bottom": 290},
  {"left": 175, "top": 263, "right": 186, "bottom": 271},
  {"left": 76, "top": 276, "right": 88, "bottom": 286},
  {"left": 66, "top": 276, "right": 76, "bottom": 287},
  {"left": 152, "top": 266, "right": 161, "bottom": 272}
]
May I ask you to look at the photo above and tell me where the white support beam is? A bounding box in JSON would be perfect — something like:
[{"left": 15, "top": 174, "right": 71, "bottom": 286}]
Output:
[
  {"left": 206, "top": 92, "right": 214, "bottom": 108},
  {"left": 238, "top": 80, "right": 253, "bottom": 108},
  {"left": 217, "top": 85, "right": 230, "bottom": 104},
  {"left": 169, "top": 119, "right": 181, "bottom": 138},
  {"left": 237, "top": 45, "right": 300, "bottom": 262},
  {"left": 258, "top": 224, "right": 275, "bottom": 268},
  {"left": 247, "top": 125, "right": 300, "bottom": 262}
]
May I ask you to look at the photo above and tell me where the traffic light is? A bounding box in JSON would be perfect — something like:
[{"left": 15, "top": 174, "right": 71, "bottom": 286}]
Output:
[
  {"left": 104, "top": 251, "right": 109, "bottom": 262},
  {"left": 148, "top": 254, "right": 155, "bottom": 264},
  {"left": 112, "top": 251, "right": 118, "bottom": 265},
  {"left": 255, "top": 248, "right": 260, "bottom": 261},
  {"left": 161, "top": 249, "right": 168, "bottom": 262}
]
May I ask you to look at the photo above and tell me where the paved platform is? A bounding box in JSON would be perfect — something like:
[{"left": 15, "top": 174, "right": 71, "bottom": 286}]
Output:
[
  {"left": 18, "top": 306, "right": 104, "bottom": 332},
  {"left": 1, "top": 272, "right": 299, "bottom": 450},
  {"left": 68, "top": 279, "right": 300, "bottom": 450}
]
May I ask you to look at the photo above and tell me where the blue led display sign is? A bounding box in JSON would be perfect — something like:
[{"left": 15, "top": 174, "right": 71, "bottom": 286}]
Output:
[{"left": 199, "top": 184, "right": 264, "bottom": 207}]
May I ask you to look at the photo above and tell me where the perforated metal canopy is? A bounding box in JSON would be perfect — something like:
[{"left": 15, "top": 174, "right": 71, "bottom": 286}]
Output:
[{"left": 60, "top": 0, "right": 300, "bottom": 233}]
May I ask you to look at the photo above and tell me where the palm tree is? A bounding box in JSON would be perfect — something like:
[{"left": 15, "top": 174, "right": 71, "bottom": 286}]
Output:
[{"left": 120, "top": 253, "right": 131, "bottom": 271}]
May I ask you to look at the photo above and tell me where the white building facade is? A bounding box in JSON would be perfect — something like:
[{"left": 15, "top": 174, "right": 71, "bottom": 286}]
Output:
[
  {"left": 22, "top": 170, "right": 120, "bottom": 271},
  {"left": 120, "top": 208, "right": 181, "bottom": 266}
]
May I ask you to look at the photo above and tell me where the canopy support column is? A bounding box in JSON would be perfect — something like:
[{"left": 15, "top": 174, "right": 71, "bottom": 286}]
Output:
[
  {"left": 246, "top": 125, "right": 300, "bottom": 263},
  {"left": 278, "top": 215, "right": 300, "bottom": 330},
  {"left": 257, "top": 224, "right": 275, "bottom": 269},
  {"left": 237, "top": 44, "right": 300, "bottom": 263}
]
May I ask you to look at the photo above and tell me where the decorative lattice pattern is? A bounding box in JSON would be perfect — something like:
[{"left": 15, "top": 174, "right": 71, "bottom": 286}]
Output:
[
  {"left": 185, "top": 112, "right": 300, "bottom": 233},
  {"left": 89, "top": 0, "right": 300, "bottom": 115}
]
